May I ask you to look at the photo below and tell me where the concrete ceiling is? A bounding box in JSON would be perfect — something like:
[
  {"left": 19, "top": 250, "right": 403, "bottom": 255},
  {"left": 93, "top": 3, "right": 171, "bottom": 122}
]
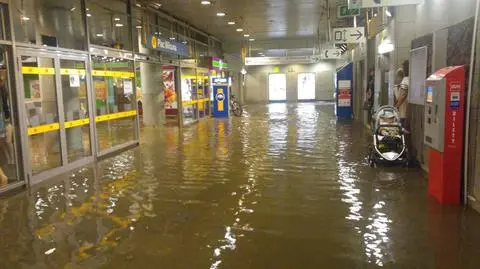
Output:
[{"left": 146, "top": 0, "right": 341, "bottom": 42}]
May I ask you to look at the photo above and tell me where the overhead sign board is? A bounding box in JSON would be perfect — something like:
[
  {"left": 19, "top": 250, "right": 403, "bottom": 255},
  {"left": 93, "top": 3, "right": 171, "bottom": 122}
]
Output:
[
  {"left": 321, "top": 49, "right": 343, "bottom": 59},
  {"left": 245, "top": 54, "right": 340, "bottom": 66},
  {"left": 245, "top": 56, "right": 314, "bottom": 66},
  {"left": 146, "top": 34, "right": 189, "bottom": 57},
  {"left": 333, "top": 27, "right": 365, "bottom": 44},
  {"left": 338, "top": 5, "right": 360, "bottom": 18},
  {"left": 360, "top": 0, "right": 424, "bottom": 8}
]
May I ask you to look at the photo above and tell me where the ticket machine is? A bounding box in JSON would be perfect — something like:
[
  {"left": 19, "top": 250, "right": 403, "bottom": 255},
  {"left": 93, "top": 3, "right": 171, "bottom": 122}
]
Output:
[
  {"left": 212, "top": 77, "right": 229, "bottom": 118},
  {"left": 424, "top": 66, "right": 465, "bottom": 205}
]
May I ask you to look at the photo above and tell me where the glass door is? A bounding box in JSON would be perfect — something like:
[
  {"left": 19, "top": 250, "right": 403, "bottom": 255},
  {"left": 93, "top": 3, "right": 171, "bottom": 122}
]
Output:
[
  {"left": 297, "top": 73, "right": 316, "bottom": 101},
  {"left": 268, "top": 73, "right": 287, "bottom": 102},
  {"left": 18, "top": 51, "right": 93, "bottom": 178}
]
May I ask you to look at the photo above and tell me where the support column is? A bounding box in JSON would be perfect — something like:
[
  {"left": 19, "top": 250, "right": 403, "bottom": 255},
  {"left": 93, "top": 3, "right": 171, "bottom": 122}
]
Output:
[{"left": 140, "top": 62, "right": 164, "bottom": 126}]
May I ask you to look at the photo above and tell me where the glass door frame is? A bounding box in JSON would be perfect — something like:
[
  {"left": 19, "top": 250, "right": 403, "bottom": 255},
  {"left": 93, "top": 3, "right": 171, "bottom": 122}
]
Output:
[{"left": 16, "top": 47, "right": 95, "bottom": 183}]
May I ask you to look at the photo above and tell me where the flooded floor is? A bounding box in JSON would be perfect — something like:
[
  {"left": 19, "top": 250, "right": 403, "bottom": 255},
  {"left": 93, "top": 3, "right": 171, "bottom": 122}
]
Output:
[{"left": 1, "top": 103, "right": 480, "bottom": 269}]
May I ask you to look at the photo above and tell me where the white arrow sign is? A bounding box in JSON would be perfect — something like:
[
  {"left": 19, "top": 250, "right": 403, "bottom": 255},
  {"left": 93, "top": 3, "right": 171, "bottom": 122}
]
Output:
[
  {"left": 333, "top": 27, "right": 365, "bottom": 44},
  {"left": 321, "top": 49, "right": 343, "bottom": 59}
]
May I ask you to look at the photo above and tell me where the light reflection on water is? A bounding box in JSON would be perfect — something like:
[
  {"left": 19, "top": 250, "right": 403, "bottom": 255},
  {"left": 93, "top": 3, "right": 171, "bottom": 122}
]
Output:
[{"left": 1, "top": 103, "right": 480, "bottom": 268}]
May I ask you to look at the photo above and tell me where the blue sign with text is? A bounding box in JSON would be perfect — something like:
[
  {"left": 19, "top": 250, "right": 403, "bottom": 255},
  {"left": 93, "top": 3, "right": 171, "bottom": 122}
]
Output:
[{"left": 146, "top": 34, "right": 189, "bottom": 57}]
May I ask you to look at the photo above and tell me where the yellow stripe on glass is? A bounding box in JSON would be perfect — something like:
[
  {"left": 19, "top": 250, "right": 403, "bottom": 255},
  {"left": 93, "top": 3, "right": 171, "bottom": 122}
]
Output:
[
  {"left": 27, "top": 110, "right": 138, "bottom": 136},
  {"left": 22, "top": 67, "right": 55, "bottom": 75},
  {"left": 92, "top": 70, "right": 135, "bottom": 78}
]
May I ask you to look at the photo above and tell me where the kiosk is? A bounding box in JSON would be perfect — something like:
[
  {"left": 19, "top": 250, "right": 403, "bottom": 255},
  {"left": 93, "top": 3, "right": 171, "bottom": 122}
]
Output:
[
  {"left": 424, "top": 66, "right": 465, "bottom": 205},
  {"left": 212, "top": 77, "right": 229, "bottom": 118},
  {"left": 336, "top": 63, "right": 353, "bottom": 119}
]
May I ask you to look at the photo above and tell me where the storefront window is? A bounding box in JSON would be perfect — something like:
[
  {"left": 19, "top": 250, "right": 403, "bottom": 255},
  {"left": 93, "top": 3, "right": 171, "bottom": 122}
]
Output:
[
  {"left": 60, "top": 60, "right": 92, "bottom": 162},
  {"left": 181, "top": 67, "right": 198, "bottom": 125},
  {"left": 197, "top": 69, "right": 210, "bottom": 118},
  {"left": 91, "top": 55, "right": 136, "bottom": 151},
  {"left": 22, "top": 56, "right": 62, "bottom": 174},
  {"left": 12, "top": 0, "right": 86, "bottom": 50},
  {"left": 87, "top": 0, "right": 131, "bottom": 50},
  {"left": 0, "top": 46, "right": 19, "bottom": 187}
]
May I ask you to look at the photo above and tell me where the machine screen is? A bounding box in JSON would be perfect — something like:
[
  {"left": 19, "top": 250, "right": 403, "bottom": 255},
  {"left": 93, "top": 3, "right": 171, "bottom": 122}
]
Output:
[{"left": 426, "top": 86, "right": 434, "bottom": 103}]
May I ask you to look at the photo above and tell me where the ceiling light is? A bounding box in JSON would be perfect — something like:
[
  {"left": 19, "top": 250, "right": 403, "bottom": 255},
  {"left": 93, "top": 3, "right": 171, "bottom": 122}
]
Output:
[
  {"left": 385, "top": 9, "right": 392, "bottom": 17},
  {"left": 201, "top": 1, "right": 211, "bottom": 5},
  {"left": 243, "top": 34, "right": 250, "bottom": 37},
  {"left": 136, "top": 25, "right": 142, "bottom": 29},
  {"left": 136, "top": 3, "right": 142, "bottom": 7},
  {"left": 70, "top": 7, "right": 76, "bottom": 12},
  {"left": 114, "top": 17, "right": 120, "bottom": 21},
  {"left": 115, "top": 23, "right": 124, "bottom": 27},
  {"left": 216, "top": 12, "right": 226, "bottom": 17},
  {"left": 182, "top": 41, "right": 188, "bottom": 44},
  {"left": 96, "top": 33, "right": 104, "bottom": 37},
  {"left": 228, "top": 21, "right": 235, "bottom": 25},
  {"left": 21, "top": 16, "right": 30, "bottom": 21},
  {"left": 87, "top": 13, "right": 92, "bottom": 17},
  {"left": 169, "top": 37, "right": 176, "bottom": 40},
  {"left": 236, "top": 28, "right": 243, "bottom": 32},
  {"left": 249, "top": 38, "right": 255, "bottom": 41}
]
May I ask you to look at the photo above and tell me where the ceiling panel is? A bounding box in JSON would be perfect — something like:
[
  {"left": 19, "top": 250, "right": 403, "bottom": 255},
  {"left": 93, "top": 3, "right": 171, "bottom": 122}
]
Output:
[{"left": 142, "top": 0, "right": 333, "bottom": 42}]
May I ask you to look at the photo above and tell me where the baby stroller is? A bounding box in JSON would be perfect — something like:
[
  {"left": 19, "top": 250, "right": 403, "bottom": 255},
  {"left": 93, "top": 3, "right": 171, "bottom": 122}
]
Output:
[{"left": 368, "top": 105, "right": 409, "bottom": 167}]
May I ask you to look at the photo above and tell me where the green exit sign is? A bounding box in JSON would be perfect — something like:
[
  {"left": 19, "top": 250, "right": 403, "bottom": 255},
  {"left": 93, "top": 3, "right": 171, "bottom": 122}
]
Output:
[{"left": 338, "top": 5, "right": 360, "bottom": 18}]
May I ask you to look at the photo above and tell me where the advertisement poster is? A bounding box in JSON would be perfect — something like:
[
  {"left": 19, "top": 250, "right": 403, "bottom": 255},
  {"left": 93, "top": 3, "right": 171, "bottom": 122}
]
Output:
[
  {"left": 69, "top": 74, "right": 80, "bottom": 87},
  {"left": 163, "top": 70, "right": 177, "bottom": 109},
  {"left": 338, "top": 80, "right": 352, "bottom": 107},
  {"left": 30, "top": 80, "right": 41, "bottom": 99},
  {"left": 268, "top": 73, "right": 287, "bottom": 101},
  {"left": 298, "top": 73, "right": 316, "bottom": 100},
  {"left": 123, "top": 79, "right": 133, "bottom": 95},
  {"left": 94, "top": 80, "right": 107, "bottom": 100}
]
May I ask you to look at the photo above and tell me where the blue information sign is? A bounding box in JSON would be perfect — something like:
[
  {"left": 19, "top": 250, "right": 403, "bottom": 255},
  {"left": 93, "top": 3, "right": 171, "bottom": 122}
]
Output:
[{"left": 146, "top": 34, "right": 189, "bottom": 57}]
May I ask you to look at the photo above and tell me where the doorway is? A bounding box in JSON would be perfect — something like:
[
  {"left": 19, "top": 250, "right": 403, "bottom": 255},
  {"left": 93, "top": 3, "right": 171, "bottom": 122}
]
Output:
[
  {"left": 268, "top": 73, "right": 287, "bottom": 102},
  {"left": 297, "top": 73, "right": 316, "bottom": 101},
  {"left": 17, "top": 49, "right": 94, "bottom": 181}
]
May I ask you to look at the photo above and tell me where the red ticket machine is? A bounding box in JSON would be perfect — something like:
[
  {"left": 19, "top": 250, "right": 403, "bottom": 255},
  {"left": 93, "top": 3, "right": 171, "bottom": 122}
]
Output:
[{"left": 424, "top": 66, "right": 465, "bottom": 204}]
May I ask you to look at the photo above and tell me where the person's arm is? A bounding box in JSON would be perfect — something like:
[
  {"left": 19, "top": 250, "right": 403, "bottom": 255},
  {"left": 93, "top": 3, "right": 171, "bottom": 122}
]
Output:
[{"left": 395, "top": 84, "right": 408, "bottom": 108}]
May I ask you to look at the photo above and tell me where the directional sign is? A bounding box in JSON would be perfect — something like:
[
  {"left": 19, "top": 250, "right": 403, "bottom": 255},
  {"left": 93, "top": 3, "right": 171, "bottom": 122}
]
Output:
[
  {"left": 333, "top": 27, "right": 365, "bottom": 44},
  {"left": 338, "top": 5, "right": 360, "bottom": 18},
  {"left": 321, "top": 49, "right": 343, "bottom": 59},
  {"left": 348, "top": 0, "right": 361, "bottom": 9}
]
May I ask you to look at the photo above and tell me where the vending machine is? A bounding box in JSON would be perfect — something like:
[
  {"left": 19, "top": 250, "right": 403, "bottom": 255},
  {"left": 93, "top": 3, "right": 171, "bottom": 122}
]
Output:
[
  {"left": 424, "top": 66, "right": 465, "bottom": 205},
  {"left": 212, "top": 77, "right": 229, "bottom": 118}
]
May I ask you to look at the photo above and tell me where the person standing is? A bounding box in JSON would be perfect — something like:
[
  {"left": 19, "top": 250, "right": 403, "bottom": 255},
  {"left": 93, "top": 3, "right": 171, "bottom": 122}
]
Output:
[{"left": 395, "top": 60, "right": 409, "bottom": 128}]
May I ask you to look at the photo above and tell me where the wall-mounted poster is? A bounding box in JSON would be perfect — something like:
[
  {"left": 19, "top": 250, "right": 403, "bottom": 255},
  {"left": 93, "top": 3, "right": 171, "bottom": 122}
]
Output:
[
  {"left": 163, "top": 70, "right": 177, "bottom": 109},
  {"left": 298, "top": 73, "right": 316, "bottom": 100},
  {"left": 29, "top": 80, "right": 41, "bottom": 99},
  {"left": 409, "top": 46, "right": 428, "bottom": 105}
]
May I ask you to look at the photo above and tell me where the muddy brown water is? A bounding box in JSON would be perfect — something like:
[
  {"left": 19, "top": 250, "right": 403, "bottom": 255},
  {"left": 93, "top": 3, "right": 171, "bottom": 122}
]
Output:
[{"left": 1, "top": 103, "right": 480, "bottom": 269}]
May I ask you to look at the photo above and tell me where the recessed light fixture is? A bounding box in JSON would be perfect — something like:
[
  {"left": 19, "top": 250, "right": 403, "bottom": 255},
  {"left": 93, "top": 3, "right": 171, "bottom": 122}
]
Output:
[
  {"left": 201, "top": 1, "right": 211, "bottom": 5},
  {"left": 115, "top": 23, "right": 124, "bottom": 27},
  {"left": 216, "top": 12, "right": 226, "bottom": 17},
  {"left": 21, "top": 16, "right": 30, "bottom": 21},
  {"left": 249, "top": 38, "right": 255, "bottom": 41},
  {"left": 228, "top": 21, "right": 235, "bottom": 25},
  {"left": 114, "top": 17, "right": 120, "bottom": 21},
  {"left": 243, "top": 34, "right": 250, "bottom": 37},
  {"left": 96, "top": 33, "right": 104, "bottom": 37},
  {"left": 236, "top": 28, "right": 243, "bottom": 32},
  {"left": 86, "top": 13, "right": 92, "bottom": 17}
]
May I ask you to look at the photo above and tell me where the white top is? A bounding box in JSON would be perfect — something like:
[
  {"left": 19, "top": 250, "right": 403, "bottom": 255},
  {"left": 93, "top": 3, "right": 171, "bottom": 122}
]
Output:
[{"left": 395, "top": 77, "right": 409, "bottom": 119}]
